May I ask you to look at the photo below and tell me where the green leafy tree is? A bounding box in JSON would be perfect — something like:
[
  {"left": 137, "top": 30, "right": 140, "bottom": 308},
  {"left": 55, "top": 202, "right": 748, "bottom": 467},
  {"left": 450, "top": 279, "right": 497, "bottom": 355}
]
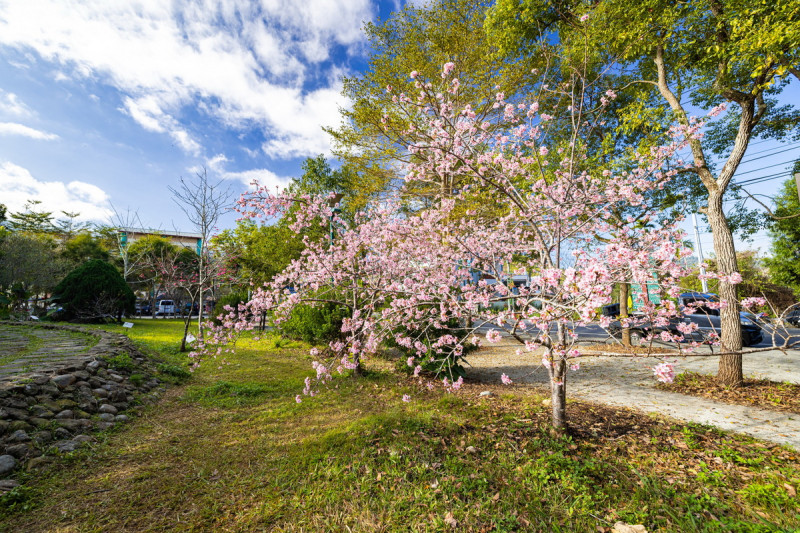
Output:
[
  {"left": 61, "top": 232, "right": 110, "bottom": 265},
  {"left": 7, "top": 200, "right": 55, "bottom": 233},
  {"left": 52, "top": 259, "right": 135, "bottom": 323},
  {"left": 327, "top": 0, "right": 539, "bottom": 206},
  {"left": 0, "top": 232, "right": 70, "bottom": 312},
  {"left": 487, "top": 0, "right": 800, "bottom": 386},
  {"left": 765, "top": 175, "right": 800, "bottom": 297}
]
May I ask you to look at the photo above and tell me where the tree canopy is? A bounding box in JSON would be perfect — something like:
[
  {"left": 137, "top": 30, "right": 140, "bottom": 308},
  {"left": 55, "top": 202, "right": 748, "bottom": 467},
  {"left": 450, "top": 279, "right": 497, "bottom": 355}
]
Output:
[{"left": 52, "top": 259, "right": 135, "bottom": 323}]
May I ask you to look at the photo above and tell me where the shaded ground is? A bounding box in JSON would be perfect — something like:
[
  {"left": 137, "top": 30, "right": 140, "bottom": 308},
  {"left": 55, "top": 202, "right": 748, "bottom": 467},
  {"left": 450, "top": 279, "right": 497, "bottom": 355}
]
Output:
[{"left": 658, "top": 371, "right": 800, "bottom": 415}]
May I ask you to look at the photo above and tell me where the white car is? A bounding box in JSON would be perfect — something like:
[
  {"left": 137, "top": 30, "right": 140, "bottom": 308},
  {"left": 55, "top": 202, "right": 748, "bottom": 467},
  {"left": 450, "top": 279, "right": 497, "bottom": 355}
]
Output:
[{"left": 156, "top": 299, "right": 176, "bottom": 316}]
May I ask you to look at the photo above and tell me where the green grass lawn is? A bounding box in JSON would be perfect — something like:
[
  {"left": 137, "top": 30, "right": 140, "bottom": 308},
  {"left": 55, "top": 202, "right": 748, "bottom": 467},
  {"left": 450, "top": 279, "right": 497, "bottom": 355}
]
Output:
[{"left": 2, "top": 320, "right": 799, "bottom": 532}]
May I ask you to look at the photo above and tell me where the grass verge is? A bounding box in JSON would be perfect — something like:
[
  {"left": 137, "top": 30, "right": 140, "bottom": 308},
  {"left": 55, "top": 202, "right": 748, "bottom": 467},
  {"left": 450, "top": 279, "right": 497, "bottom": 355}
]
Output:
[{"left": 1, "top": 321, "right": 798, "bottom": 532}]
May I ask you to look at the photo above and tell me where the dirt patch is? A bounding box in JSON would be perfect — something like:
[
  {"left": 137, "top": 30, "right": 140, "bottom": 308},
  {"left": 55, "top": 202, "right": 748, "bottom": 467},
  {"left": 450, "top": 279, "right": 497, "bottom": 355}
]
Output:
[
  {"left": 579, "top": 343, "right": 678, "bottom": 356},
  {"left": 657, "top": 371, "right": 800, "bottom": 415}
]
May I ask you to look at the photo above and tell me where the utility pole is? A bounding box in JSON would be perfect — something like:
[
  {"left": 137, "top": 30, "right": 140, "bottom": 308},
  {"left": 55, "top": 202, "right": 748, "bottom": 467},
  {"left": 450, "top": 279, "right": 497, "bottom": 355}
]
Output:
[{"left": 692, "top": 213, "right": 709, "bottom": 293}]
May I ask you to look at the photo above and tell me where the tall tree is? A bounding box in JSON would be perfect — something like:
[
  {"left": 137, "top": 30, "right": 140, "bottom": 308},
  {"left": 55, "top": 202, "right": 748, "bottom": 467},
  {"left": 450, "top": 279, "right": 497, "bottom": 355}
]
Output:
[
  {"left": 487, "top": 0, "right": 800, "bottom": 386},
  {"left": 169, "top": 168, "right": 233, "bottom": 344},
  {"left": 327, "top": 0, "right": 540, "bottom": 206},
  {"left": 765, "top": 173, "right": 800, "bottom": 298}
]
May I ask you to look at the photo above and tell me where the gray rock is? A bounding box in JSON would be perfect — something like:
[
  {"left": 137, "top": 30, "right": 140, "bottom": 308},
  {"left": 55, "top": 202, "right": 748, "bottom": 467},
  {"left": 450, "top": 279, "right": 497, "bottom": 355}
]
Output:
[
  {"left": 33, "top": 431, "right": 53, "bottom": 445},
  {"left": 30, "top": 405, "right": 55, "bottom": 418},
  {"left": 2, "top": 407, "right": 29, "bottom": 420},
  {"left": 73, "top": 434, "right": 95, "bottom": 443},
  {"left": 55, "top": 409, "right": 74, "bottom": 419},
  {"left": 98, "top": 413, "right": 115, "bottom": 422},
  {"left": 98, "top": 404, "right": 118, "bottom": 415},
  {"left": 0, "top": 479, "right": 20, "bottom": 491},
  {"left": 110, "top": 390, "right": 127, "bottom": 402},
  {"left": 0, "top": 455, "right": 16, "bottom": 476},
  {"left": 8, "top": 420, "right": 33, "bottom": 433},
  {"left": 51, "top": 374, "right": 77, "bottom": 388},
  {"left": 29, "top": 417, "right": 51, "bottom": 428},
  {"left": 0, "top": 420, "right": 9, "bottom": 435},
  {"left": 92, "top": 388, "right": 109, "bottom": 398},
  {"left": 479, "top": 391, "right": 494, "bottom": 397},
  {"left": 9, "top": 429, "right": 31, "bottom": 442},
  {"left": 114, "top": 414, "right": 129, "bottom": 423},
  {"left": 54, "top": 427, "right": 72, "bottom": 440},
  {"left": 31, "top": 374, "right": 51, "bottom": 385},
  {"left": 95, "top": 421, "right": 114, "bottom": 431},
  {"left": 52, "top": 440, "right": 79, "bottom": 453},
  {"left": 86, "top": 360, "right": 101, "bottom": 372},
  {"left": 55, "top": 399, "right": 78, "bottom": 410},
  {"left": 5, "top": 443, "right": 32, "bottom": 458},
  {"left": 26, "top": 456, "right": 54, "bottom": 470}
]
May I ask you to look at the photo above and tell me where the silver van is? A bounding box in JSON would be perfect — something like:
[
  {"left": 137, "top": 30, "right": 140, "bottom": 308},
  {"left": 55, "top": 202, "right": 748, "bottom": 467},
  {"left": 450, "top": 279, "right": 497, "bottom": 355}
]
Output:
[{"left": 156, "top": 299, "right": 176, "bottom": 316}]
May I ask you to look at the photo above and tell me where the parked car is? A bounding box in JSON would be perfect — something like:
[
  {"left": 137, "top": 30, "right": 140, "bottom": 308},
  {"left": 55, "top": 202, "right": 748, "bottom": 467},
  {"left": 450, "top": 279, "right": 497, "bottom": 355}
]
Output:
[
  {"left": 784, "top": 307, "right": 800, "bottom": 327},
  {"left": 135, "top": 301, "right": 152, "bottom": 315},
  {"left": 156, "top": 299, "right": 176, "bottom": 316},
  {"left": 609, "top": 312, "right": 763, "bottom": 347}
]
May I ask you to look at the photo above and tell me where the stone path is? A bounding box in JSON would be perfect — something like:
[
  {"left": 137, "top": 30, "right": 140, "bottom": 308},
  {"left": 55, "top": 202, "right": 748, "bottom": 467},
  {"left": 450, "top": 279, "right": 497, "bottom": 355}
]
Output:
[
  {"left": 0, "top": 325, "right": 95, "bottom": 379},
  {"left": 468, "top": 340, "right": 800, "bottom": 450}
]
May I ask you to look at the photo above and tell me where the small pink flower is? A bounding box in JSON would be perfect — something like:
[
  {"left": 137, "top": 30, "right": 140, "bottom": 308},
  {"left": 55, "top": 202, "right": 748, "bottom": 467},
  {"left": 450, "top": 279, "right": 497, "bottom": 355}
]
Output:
[
  {"left": 653, "top": 362, "right": 675, "bottom": 383},
  {"left": 410, "top": 70, "right": 419, "bottom": 79},
  {"left": 579, "top": 13, "right": 590, "bottom": 22},
  {"left": 402, "top": 394, "right": 411, "bottom": 402},
  {"left": 485, "top": 329, "right": 502, "bottom": 343},
  {"left": 295, "top": 395, "right": 302, "bottom": 403},
  {"left": 501, "top": 373, "right": 513, "bottom": 385}
]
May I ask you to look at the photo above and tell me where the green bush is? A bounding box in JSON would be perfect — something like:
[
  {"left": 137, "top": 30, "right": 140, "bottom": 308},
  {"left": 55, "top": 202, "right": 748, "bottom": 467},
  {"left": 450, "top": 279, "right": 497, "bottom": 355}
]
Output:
[
  {"left": 52, "top": 259, "right": 135, "bottom": 323},
  {"left": 278, "top": 296, "right": 350, "bottom": 345},
  {"left": 211, "top": 292, "right": 248, "bottom": 324},
  {"left": 129, "top": 373, "right": 146, "bottom": 387},
  {"left": 388, "top": 317, "right": 478, "bottom": 380}
]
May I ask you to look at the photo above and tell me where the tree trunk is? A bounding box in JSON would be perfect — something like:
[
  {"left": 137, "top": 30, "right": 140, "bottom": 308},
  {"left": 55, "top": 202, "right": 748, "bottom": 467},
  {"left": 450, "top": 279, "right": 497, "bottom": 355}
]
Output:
[
  {"left": 619, "top": 282, "right": 631, "bottom": 347},
  {"left": 549, "top": 355, "right": 567, "bottom": 430},
  {"left": 707, "top": 192, "right": 743, "bottom": 387},
  {"left": 179, "top": 293, "right": 198, "bottom": 352}
]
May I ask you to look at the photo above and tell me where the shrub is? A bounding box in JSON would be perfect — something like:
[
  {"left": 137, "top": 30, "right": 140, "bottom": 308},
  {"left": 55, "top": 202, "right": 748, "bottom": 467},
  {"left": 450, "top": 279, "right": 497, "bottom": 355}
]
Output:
[
  {"left": 52, "top": 259, "right": 135, "bottom": 323},
  {"left": 211, "top": 292, "right": 248, "bottom": 324},
  {"left": 278, "top": 297, "right": 350, "bottom": 345},
  {"left": 388, "top": 317, "right": 478, "bottom": 380}
]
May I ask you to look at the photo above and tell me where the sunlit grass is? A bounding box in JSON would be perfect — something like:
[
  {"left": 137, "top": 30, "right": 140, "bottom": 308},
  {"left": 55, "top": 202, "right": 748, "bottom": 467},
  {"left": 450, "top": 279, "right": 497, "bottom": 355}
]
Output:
[{"left": 1, "top": 320, "right": 798, "bottom": 532}]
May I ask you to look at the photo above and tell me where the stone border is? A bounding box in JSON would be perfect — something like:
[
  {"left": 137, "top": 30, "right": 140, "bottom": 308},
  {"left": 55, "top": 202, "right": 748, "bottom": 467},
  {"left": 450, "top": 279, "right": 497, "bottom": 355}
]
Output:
[{"left": 0, "top": 322, "right": 167, "bottom": 484}]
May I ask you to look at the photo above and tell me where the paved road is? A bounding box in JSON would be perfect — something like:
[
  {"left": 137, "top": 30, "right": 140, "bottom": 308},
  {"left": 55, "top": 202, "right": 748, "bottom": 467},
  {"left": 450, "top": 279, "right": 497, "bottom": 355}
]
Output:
[{"left": 467, "top": 324, "right": 800, "bottom": 450}]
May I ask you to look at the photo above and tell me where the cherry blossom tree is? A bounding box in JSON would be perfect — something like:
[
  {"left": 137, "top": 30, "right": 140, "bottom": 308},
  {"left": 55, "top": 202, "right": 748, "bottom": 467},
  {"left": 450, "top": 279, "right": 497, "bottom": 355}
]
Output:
[{"left": 194, "top": 63, "right": 717, "bottom": 430}]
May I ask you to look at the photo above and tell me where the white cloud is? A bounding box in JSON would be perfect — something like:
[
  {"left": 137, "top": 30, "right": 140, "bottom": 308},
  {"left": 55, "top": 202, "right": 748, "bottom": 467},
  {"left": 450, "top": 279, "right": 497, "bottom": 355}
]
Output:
[
  {"left": 0, "top": 0, "right": 373, "bottom": 158},
  {"left": 223, "top": 168, "right": 291, "bottom": 191},
  {"left": 0, "top": 90, "right": 32, "bottom": 117},
  {"left": 0, "top": 161, "right": 112, "bottom": 222},
  {"left": 0, "top": 122, "right": 58, "bottom": 140}
]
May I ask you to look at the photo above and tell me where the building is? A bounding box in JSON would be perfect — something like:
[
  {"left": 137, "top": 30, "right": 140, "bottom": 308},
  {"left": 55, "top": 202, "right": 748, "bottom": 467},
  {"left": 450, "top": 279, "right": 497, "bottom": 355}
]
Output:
[{"left": 118, "top": 227, "right": 203, "bottom": 255}]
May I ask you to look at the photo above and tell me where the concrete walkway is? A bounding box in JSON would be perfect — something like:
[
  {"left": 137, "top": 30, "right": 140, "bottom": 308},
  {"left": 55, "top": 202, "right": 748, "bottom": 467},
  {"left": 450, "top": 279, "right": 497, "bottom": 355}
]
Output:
[{"left": 467, "top": 341, "right": 800, "bottom": 450}]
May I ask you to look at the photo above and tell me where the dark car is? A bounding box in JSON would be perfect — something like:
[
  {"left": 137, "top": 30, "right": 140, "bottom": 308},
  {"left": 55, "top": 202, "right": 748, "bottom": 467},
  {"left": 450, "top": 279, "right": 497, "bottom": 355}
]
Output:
[
  {"left": 609, "top": 312, "right": 763, "bottom": 347},
  {"left": 785, "top": 308, "right": 800, "bottom": 328}
]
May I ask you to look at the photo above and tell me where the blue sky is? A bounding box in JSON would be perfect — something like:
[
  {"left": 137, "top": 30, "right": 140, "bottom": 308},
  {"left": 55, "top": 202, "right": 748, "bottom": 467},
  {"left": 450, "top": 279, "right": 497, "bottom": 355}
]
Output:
[
  {"left": 0, "top": 0, "right": 797, "bottom": 256},
  {"left": 0, "top": 0, "right": 408, "bottom": 231}
]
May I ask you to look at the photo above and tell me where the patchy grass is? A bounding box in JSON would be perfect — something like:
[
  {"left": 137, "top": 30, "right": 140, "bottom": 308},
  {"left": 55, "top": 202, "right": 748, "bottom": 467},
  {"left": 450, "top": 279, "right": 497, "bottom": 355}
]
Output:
[
  {"left": 658, "top": 371, "right": 800, "bottom": 415},
  {"left": 1, "top": 322, "right": 799, "bottom": 532}
]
